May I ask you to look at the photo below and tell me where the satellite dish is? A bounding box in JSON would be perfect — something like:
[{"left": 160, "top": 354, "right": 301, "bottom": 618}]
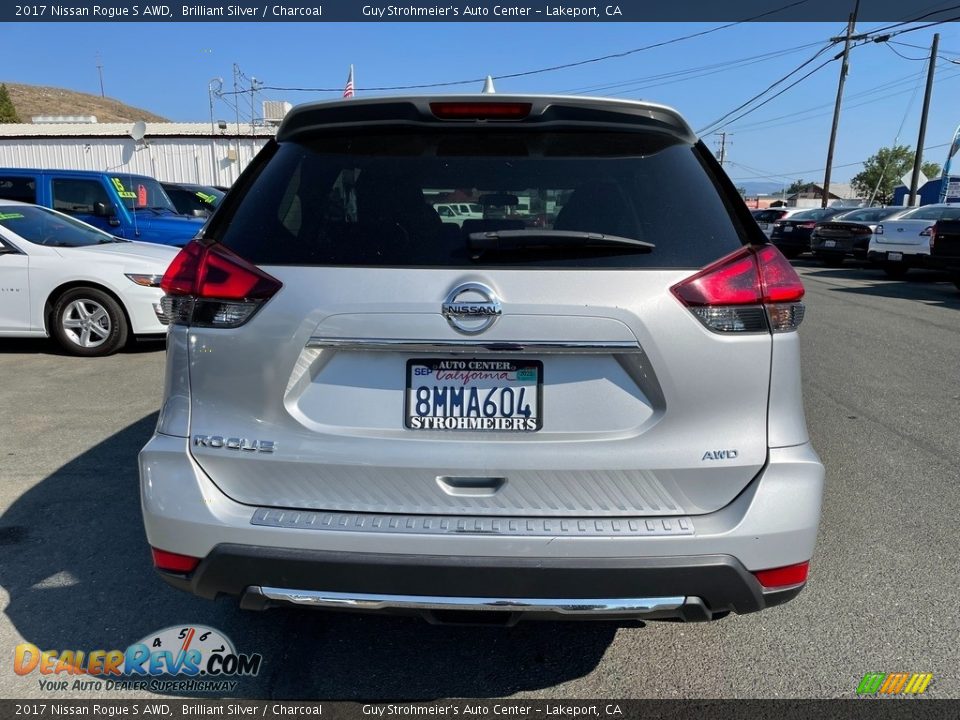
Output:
[{"left": 130, "top": 120, "right": 146, "bottom": 143}]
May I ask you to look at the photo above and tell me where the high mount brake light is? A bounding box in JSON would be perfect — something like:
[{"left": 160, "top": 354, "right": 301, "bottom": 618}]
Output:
[
  {"left": 429, "top": 102, "right": 532, "bottom": 120},
  {"left": 670, "top": 245, "right": 805, "bottom": 333},
  {"left": 160, "top": 240, "right": 282, "bottom": 328}
]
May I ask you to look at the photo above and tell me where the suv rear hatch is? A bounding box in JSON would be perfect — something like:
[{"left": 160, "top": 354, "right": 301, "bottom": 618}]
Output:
[{"left": 168, "top": 96, "right": 800, "bottom": 519}]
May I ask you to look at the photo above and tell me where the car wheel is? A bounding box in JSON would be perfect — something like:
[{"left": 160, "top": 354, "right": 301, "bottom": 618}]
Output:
[
  {"left": 51, "top": 287, "right": 129, "bottom": 357},
  {"left": 780, "top": 248, "right": 800, "bottom": 260},
  {"left": 821, "top": 255, "right": 844, "bottom": 268},
  {"left": 882, "top": 264, "right": 909, "bottom": 280}
]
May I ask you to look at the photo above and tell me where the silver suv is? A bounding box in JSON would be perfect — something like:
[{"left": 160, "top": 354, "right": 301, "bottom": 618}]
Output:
[{"left": 140, "top": 95, "right": 824, "bottom": 624}]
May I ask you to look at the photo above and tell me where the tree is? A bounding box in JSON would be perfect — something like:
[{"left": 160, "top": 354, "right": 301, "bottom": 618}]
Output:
[
  {"left": 735, "top": 185, "right": 747, "bottom": 197},
  {"left": 786, "top": 179, "right": 808, "bottom": 195},
  {"left": 922, "top": 161, "right": 941, "bottom": 179},
  {"left": 851, "top": 145, "right": 941, "bottom": 204},
  {"left": 0, "top": 84, "right": 20, "bottom": 123}
]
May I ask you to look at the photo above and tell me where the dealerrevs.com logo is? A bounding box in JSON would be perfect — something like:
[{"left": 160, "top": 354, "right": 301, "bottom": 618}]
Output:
[{"left": 14, "top": 625, "right": 262, "bottom": 693}]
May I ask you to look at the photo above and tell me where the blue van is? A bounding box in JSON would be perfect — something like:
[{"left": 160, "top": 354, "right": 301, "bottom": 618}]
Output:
[{"left": 0, "top": 169, "right": 205, "bottom": 246}]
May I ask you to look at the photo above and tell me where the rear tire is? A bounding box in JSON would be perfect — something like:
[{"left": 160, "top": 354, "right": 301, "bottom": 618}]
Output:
[
  {"left": 821, "top": 255, "right": 844, "bottom": 268},
  {"left": 882, "top": 264, "right": 909, "bottom": 280},
  {"left": 50, "top": 287, "right": 128, "bottom": 357},
  {"left": 780, "top": 248, "right": 801, "bottom": 260}
]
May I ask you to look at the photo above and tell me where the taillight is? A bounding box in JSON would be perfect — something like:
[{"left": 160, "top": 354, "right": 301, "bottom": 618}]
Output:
[
  {"left": 752, "top": 561, "right": 809, "bottom": 589},
  {"left": 798, "top": 221, "right": 817, "bottom": 229},
  {"left": 919, "top": 225, "right": 933, "bottom": 237},
  {"left": 929, "top": 225, "right": 937, "bottom": 250},
  {"left": 160, "top": 240, "right": 282, "bottom": 328},
  {"left": 876, "top": 224, "right": 884, "bottom": 235},
  {"left": 151, "top": 547, "right": 201, "bottom": 574},
  {"left": 670, "top": 245, "right": 805, "bottom": 333},
  {"left": 429, "top": 102, "right": 532, "bottom": 120}
]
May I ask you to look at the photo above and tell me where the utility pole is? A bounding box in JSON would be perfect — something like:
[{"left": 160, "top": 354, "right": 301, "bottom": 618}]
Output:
[
  {"left": 715, "top": 131, "right": 731, "bottom": 167},
  {"left": 908, "top": 32, "right": 939, "bottom": 207},
  {"left": 95, "top": 52, "right": 105, "bottom": 98},
  {"left": 822, "top": 0, "right": 860, "bottom": 208}
]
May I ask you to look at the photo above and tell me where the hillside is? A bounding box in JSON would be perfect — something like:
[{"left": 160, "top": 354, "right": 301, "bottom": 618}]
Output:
[{"left": 2, "top": 82, "right": 167, "bottom": 123}]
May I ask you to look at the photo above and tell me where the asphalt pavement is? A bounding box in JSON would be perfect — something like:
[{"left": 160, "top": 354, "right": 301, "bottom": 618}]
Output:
[{"left": 1, "top": 261, "right": 958, "bottom": 700}]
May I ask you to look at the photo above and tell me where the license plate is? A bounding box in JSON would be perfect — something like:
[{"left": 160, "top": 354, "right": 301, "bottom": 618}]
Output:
[
  {"left": 888, "top": 252, "right": 903, "bottom": 262},
  {"left": 759, "top": 222, "right": 769, "bottom": 230},
  {"left": 824, "top": 240, "right": 836, "bottom": 248},
  {"left": 783, "top": 226, "right": 794, "bottom": 233},
  {"left": 405, "top": 358, "right": 542, "bottom": 432}
]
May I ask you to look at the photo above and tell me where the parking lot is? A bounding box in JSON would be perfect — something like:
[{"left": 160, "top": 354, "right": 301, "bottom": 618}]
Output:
[{"left": 1, "top": 261, "right": 958, "bottom": 700}]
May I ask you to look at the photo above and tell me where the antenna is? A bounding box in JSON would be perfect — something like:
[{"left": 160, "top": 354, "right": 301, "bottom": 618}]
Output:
[{"left": 481, "top": 75, "right": 496, "bottom": 94}]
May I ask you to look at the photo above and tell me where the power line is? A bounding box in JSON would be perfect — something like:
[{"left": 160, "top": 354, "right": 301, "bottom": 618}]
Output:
[
  {"left": 697, "top": 44, "right": 840, "bottom": 135},
  {"left": 218, "top": 0, "right": 817, "bottom": 96},
  {"left": 557, "top": 41, "right": 825, "bottom": 96},
  {"left": 733, "top": 63, "right": 960, "bottom": 133},
  {"left": 727, "top": 141, "right": 952, "bottom": 182}
]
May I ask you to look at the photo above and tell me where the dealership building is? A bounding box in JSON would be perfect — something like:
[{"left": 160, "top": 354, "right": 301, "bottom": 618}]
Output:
[{"left": 0, "top": 119, "right": 276, "bottom": 187}]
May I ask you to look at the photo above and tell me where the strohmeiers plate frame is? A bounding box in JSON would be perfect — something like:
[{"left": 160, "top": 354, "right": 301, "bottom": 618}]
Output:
[{"left": 404, "top": 358, "right": 543, "bottom": 432}]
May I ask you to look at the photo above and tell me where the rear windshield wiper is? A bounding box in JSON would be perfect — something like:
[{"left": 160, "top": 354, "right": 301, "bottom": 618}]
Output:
[{"left": 468, "top": 229, "right": 655, "bottom": 253}]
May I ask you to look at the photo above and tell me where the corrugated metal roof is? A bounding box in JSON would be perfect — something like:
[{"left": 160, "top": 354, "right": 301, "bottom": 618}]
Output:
[{"left": 0, "top": 122, "right": 276, "bottom": 138}]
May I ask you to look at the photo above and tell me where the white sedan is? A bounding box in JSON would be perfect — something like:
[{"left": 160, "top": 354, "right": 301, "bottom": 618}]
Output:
[
  {"left": 0, "top": 200, "right": 178, "bottom": 356},
  {"left": 868, "top": 203, "right": 960, "bottom": 278}
]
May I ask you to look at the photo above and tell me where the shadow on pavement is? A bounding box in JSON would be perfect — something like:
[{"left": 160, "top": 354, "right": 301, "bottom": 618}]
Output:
[
  {"left": 0, "top": 414, "right": 618, "bottom": 699},
  {"left": 790, "top": 259, "right": 960, "bottom": 307},
  {"left": 0, "top": 337, "right": 166, "bottom": 356}
]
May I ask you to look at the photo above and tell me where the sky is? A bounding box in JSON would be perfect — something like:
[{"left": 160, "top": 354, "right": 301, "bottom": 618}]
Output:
[{"left": 4, "top": 20, "right": 960, "bottom": 189}]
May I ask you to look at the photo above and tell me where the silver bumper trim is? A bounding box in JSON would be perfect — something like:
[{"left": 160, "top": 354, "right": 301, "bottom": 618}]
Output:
[
  {"left": 257, "top": 587, "right": 686, "bottom": 615},
  {"left": 305, "top": 337, "right": 642, "bottom": 354}
]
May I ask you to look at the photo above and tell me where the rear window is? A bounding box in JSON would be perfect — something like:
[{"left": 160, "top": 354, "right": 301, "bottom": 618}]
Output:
[{"left": 217, "top": 130, "right": 747, "bottom": 268}]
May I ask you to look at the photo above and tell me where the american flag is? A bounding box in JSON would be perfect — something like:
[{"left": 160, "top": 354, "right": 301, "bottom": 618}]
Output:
[{"left": 343, "top": 65, "right": 355, "bottom": 98}]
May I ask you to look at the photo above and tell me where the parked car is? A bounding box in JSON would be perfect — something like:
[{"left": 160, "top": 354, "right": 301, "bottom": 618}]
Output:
[
  {"left": 809, "top": 206, "right": 909, "bottom": 266},
  {"left": 868, "top": 203, "right": 960, "bottom": 278},
  {"left": 751, "top": 207, "right": 804, "bottom": 239},
  {"left": 0, "top": 169, "right": 204, "bottom": 246},
  {"left": 161, "top": 182, "right": 225, "bottom": 218},
  {"left": 927, "top": 219, "right": 960, "bottom": 291},
  {"left": 770, "top": 207, "right": 848, "bottom": 258},
  {"left": 0, "top": 200, "right": 176, "bottom": 355},
  {"left": 140, "top": 95, "right": 824, "bottom": 624}
]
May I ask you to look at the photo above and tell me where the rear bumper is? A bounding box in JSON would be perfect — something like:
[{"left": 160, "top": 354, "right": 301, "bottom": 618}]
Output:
[
  {"left": 139, "top": 436, "right": 823, "bottom": 620},
  {"left": 158, "top": 545, "right": 802, "bottom": 622},
  {"left": 868, "top": 240, "right": 929, "bottom": 264},
  {"left": 771, "top": 234, "right": 811, "bottom": 252}
]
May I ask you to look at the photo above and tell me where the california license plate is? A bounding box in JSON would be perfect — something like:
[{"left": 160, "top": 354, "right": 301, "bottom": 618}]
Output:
[
  {"left": 824, "top": 240, "right": 836, "bottom": 248},
  {"left": 783, "top": 226, "right": 794, "bottom": 233},
  {"left": 405, "top": 359, "right": 542, "bottom": 431},
  {"left": 888, "top": 252, "right": 903, "bottom": 261}
]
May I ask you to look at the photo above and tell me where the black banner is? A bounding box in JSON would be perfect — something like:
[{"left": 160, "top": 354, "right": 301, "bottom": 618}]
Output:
[
  {"left": 2, "top": 701, "right": 960, "bottom": 719},
  {"left": 4, "top": 0, "right": 960, "bottom": 22}
]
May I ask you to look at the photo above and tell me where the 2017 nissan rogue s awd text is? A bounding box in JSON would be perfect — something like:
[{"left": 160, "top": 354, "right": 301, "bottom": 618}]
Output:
[{"left": 139, "top": 95, "right": 825, "bottom": 624}]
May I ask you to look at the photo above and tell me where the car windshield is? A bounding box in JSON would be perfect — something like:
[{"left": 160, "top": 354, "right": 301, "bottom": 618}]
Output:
[
  {"left": 109, "top": 175, "right": 178, "bottom": 212},
  {"left": 900, "top": 205, "right": 960, "bottom": 221},
  {"left": 834, "top": 207, "right": 901, "bottom": 222},
  {"left": 789, "top": 208, "right": 841, "bottom": 221},
  {"left": 0, "top": 205, "right": 122, "bottom": 247}
]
